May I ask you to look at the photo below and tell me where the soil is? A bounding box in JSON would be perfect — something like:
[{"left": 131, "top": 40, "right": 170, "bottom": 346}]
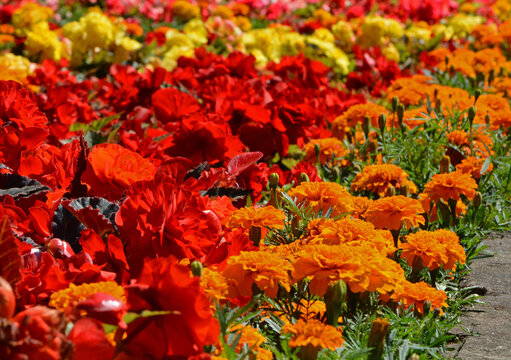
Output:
[{"left": 447, "top": 232, "right": 511, "bottom": 360}]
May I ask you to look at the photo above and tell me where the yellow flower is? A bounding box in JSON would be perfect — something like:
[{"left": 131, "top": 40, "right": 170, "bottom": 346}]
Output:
[
  {"left": 172, "top": 0, "right": 200, "bottom": 21},
  {"left": 12, "top": 3, "right": 53, "bottom": 35},
  {"left": 81, "top": 11, "right": 116, "bottom": 49},
  {"left": 49, "top": 281, "right": 126, "bottom": 311},
  {"left": 25, "top": 22, "right": 64, "bottom": 62}
]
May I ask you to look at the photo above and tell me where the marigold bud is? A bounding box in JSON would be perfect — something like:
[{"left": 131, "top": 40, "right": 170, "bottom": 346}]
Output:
[
  {"left": 378, "top": 113, "right": 387, "bottom": 135},
  {"left": 474, "top": 89, "right": 482, "bottom": 104},
  {"left": 368, "top": 318, "right": 389, "bottom": 360},
  {"left": 396, "top": 104, "right": 405, "bottom": 126},
  {"left": 325, "top": 280, "right": 347, "bottom": 327},
  {"left": 269, "top": 172, "right": 280, "bottom": 189},
  {"left": 473, "top": 191, "right": 482, "bottom": 209},
  {"left": 190, "top": 260, "right": 203, "bottom": 277},
  {"left": 468, "top": 106, "right": 477, "bottom": 124},
  {"left": 440, "top": 155, "right": 450, "bottom": 174},
  {"left": 392, "top": 96, "right": 399, "bottom": 113}
]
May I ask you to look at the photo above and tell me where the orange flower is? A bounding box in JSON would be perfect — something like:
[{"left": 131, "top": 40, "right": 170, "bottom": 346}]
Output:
[
  {"left": 226, "top": 205, "right": 286, "bottom": 230},
  {"left": 291, "top": 244, "right": 404, "bottom": 296},
  {"left": 82, "top": 143, "right": 156, "bottom": 200},
  {"left": 423, "top": 172, "right": 477, "bottom": 203},
  {"left": 282, "top": 319, "right": 344, "bottom": 350},
  {"left": 351, "top": 164, "right": 417, "bottom": 197},
  {"left": 400, "top": 229, "right": 466, "bottom": 271},
  {"left": 455, "top": 156, "right": 493, "bottom": 178},
  {"left": 287, "top": 182, "right": 355, "bottom": 217},
  {"left": 303, "top": 137, "right": 349, "bottom": 166},
  {"left": 222, "top": 250, "right": 292, "bottom": 298},
  {"left": 391, "top": 281, "right": 448, "bottom": 315},
  {"left": 200, "top": 268, "right": 229, "bottom": 305},
  {"left": 386, "top": 75, "right": 432, "bottom": 106},
  {"left": 365, "top": 196, "right": 425, "bottom": 230},
  {"left": 305, "top": 217, "right": 396, "bottom": 257},
  {"left": 332, "top": 103, "right": 388, "bottom": 132}
]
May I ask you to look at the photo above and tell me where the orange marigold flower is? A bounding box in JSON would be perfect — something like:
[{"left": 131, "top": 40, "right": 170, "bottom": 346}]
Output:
[
  {"left": 226, "top": 205, "right": 286, "bottom": 230},
  {"left": 455, "top": 156, "right": 493, "bottom": 178},
  {"left": 351, "top": 164, "right": 417, "bottom": 197},
  {"left": 303, "top": 137, "right": 349, "bottom": 166},
  {"left": 386, "top": 75, "right": 432, "bottom": 106},
  {"left": 306, "top": 217, "right": 396, "bottom": 257},
  {"left": 423, "top": 172, "right": 477, "bottom": 203},
  {"left": 49, "top": 281, "right": 125, "bottom": 311},
  {"left": 223, "top": 250, "right": 292, "bottom": 298},
  {"left": 282, "top": 319, "right": 344, "bottom": 350},
  {"left": 201, "top": 268, "right": 229, "bottom": 305},
  {"left": 332, "top": 103, "right": 388, "bottom": 131},
  {"left": 400, "top": 229, "right": 466, "bottom": 271},
  {"left": 292, "top": 244, "right": 404, "bottom": 296},
  {"left": 351, "top": 196, "right": 373, "bottom": 219},
  {"left": 391, "top": 281, "right": 448, "bottom": 315},
  {"left": 287, "top": 182, "right": 355, "bottom": 217},
  {"left": 365, "top": 196, "right": 425, "bottom": 230},
  {"left": 81, "top": 143, "right": 156, "bottom": 200}
]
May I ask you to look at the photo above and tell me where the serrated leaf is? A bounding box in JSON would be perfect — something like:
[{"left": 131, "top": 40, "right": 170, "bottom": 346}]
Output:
[{"left": 0, "top": 173, "right": 49, "bottom": 200}]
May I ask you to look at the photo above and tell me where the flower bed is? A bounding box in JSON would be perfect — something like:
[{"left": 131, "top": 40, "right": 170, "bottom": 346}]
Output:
[{"left": 0, "top": 0, "right": 511, "bottom": 359}]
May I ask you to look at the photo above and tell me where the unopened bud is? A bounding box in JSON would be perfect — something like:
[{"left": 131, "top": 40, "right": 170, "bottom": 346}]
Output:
[
  {"left": 474, "top": 89, "right": 482, "bottom": 104},
  {"left": 325, "top": 280, "right": 347, "bottom": 327},
  {"left": 468, "top": 106, "right": 477, "bottom": 123},
  {"left": 473, "top": 191, "right": 482, "bottom": 209},
  {"left": 378, "top": 113, "right": 387, "bottom": 135},
  {"left": 362, "top": 116, "right": 370, "bottom": 137},
  {"left": 385, "top": 184, "right": 396, "bottom": 197},
  {"left": 399, "top": 184, "right": 409, "bottom": 197},
  {"left": 391, "top": 97, "right": 399, "bottom": 113},
  {"left": 367, "top": 140, "right": 377, "bottom": 154},
  {"left": 408, "top": 354, "right": 420, "bottom": 360},
  {"left": 485, "top": 113, "right": 491, "bottom": 125},
  {"left": 440, "top": 155, "right": 450, "bottom": 173},
  {"left": 190, "top": 260, "right": 203, "bottom": 277},
  {"left": 397, "top": 104, "right": 405, "bottom": 126},
  {"left": 269, "top": 172, "right": 280, "bottom": 189},
  {"left": 368, "top": 318, "right": 390, "bottom": 360},
  {"left": 422, "top": 300, "right": 432, "bottom": 316},
  {"left": 438, "top": 200, "right": 451, "bottom": 224},
  {"left": 314, "top": 144, "right": 321, "bottom": 159}
]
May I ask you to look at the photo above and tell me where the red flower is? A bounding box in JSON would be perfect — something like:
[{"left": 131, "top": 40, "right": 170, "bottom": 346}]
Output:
[
  {"left": 115, "top": 175, "right": 224, "bottom": 276},
  {"left": 0, "top": 80, "right": 49, "bottom": 171},
  {"left": 122, "top": 256, "right": 219, "bottom": 358},
  {"left": 67, "top": 318, "right": 115, "bottom": 360},
  {"left": 81, "top": 143, "right": 156, "bottom": 200}
]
